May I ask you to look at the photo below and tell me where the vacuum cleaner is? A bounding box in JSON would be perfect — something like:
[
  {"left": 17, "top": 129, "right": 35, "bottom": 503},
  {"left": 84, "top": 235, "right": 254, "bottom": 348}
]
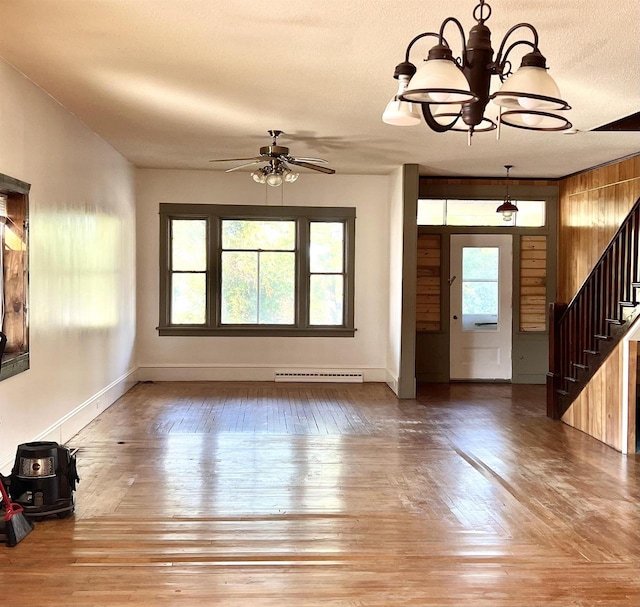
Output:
[{"left": 7, "top": 441, "right": 79, "bottom": 518}]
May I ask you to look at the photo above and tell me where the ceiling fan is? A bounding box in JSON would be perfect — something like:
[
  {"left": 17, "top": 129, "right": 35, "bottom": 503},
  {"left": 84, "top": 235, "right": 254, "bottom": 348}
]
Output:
[{"left": 209, "top": 130, "right": 335, "bottom": 187}]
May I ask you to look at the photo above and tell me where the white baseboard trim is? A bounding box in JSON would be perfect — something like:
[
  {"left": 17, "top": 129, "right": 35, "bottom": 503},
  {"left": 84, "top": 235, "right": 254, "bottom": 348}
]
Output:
[
  {"left": 0, "top": 368, "right": 138, "bottom": 474},
  {"left": 385, "top": 370, "right": 399, "bottom": 396},
  {"left": 137, "top": 364, "right": 386, "bottom": 383}
]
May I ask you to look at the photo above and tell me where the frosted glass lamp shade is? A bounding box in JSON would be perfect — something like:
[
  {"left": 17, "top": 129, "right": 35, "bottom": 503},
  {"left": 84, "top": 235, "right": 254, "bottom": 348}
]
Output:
[
  {"left": 496, "top": 199, "right": 518, "bottom": 221},
  {"left": 401, "top": 59, "right": 475, "bottom": 104},
  {"left": 492, "top": 66, "right": 569, "bottom": 111},
  {"left": 266, "top": 172, "right": 283, "bottom": 187},
  {"left": 383, "top": 76, "right": 421, "bottom": 126},
  {"left": 382, "top": 96, "right": 421, "bottom": 126}
]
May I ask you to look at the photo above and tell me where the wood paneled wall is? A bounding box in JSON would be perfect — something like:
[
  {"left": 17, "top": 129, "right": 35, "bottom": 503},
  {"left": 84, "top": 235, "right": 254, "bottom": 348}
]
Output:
[
  {"left": 416, "top": 234, "right": 441, "bottom": 331},
  {"left": 559, "top": 155, "right": 640, "bottom": 451},
  {"left": 558, "top": 156, "right": 640, "bottom": 303},
  {"left": 520, "top": 235, "right": 547, "bottom": 331},
  {"left": 562, "top": 340, "right": 636, "bottom": 452}
]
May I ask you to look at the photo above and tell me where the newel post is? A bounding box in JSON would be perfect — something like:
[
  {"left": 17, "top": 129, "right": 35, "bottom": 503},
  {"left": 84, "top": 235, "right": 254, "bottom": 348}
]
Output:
[{"left": 547, "top": 302, "right": 568, "bottom": 419}]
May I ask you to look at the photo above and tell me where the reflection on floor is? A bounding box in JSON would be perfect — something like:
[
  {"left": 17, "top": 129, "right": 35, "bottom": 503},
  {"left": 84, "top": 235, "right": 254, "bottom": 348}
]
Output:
[{"left": 3, "top": 381, "right": 639, "bottom": 607}]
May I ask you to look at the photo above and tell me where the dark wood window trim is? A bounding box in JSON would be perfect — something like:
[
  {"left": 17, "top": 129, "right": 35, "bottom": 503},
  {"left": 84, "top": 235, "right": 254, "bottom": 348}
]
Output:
[
  {"left": 0, "top": 172, "right": 30, "bottom": 382},
  {"left": 158, "top": 204, "right": 356, "bottom": 337}
]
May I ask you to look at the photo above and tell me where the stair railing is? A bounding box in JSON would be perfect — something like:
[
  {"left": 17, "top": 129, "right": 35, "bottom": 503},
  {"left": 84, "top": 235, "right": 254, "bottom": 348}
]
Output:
[{"left": 548, "top": 196, "right": 640, "bottom": 419}]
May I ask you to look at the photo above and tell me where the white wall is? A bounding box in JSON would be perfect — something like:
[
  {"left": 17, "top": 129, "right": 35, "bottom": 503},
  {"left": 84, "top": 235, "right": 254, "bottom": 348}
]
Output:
[
  {"left": 136, "top": 169, "right": 390, "bottom": 381},
  {"left": 386, "top": 167, "right": 404, "bottom": 393},
  {"left": 0, "top": 60, "right": 137, "bottom": 471}
]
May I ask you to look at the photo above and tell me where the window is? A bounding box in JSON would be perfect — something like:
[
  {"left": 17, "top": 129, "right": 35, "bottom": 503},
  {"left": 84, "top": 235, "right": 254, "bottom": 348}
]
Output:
[
  {"left": 159, "top": 204, "right": 355, "bottom": 336},
  {"left": 461, "top": 247, "right": 499, "bottom": 331},
  {"left": 417, "top": 199, "right": 546, "bottom": 227}
]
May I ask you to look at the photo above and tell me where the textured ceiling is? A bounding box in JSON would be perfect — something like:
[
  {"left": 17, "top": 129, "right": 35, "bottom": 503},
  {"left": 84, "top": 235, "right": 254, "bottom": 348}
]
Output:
[{"left": 0, "top": 0, "right": 638, "bottom": 178}]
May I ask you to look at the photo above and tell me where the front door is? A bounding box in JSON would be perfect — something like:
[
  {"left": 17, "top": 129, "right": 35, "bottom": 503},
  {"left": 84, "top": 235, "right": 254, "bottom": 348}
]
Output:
[{"left": 450, "top": 234, "right": 512, "bottom": 380}]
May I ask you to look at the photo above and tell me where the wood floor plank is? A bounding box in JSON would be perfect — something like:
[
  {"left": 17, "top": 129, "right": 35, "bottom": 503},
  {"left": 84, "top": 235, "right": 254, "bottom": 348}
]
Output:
[{"left": 2, "top": 381, "right": 639, "bottom": 606}]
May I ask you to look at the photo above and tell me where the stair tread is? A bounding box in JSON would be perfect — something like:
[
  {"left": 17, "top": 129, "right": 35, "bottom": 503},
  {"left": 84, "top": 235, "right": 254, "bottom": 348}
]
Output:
[
  {"left": 564, "top": 376, "right": 579, "bottom": 383},
  {"left": 605, "top": 318, "right": 625, "bottom": 325},
  {"left": 619, "top": 301, "right": 637, "bottom": 307},
  {"left": 556, "top": 389, "right": 569, "bottom": 396},
  {"left": 594, "top": 334, "right": 611, "bottom": 340},
  {"left": 583, "top": 349, "right": 599, "bottom": 355},
  {"left": 572, "top": 363, "right": 589, "bottom": 369}
]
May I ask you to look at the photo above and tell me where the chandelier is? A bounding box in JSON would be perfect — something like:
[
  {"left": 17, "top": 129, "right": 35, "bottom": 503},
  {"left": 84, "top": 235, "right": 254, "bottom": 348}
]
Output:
[
  {"left": 251, "top": 160, "right": 299, "bottom": 188},
  {"left": 382, "top": 0, "right": 571, "bottom": 141}
]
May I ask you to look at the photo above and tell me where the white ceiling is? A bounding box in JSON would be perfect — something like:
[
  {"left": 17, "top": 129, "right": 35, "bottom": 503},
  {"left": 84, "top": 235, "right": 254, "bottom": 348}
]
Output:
[{"left": 0, "top": 0, "right": 638, "bottom": 178}]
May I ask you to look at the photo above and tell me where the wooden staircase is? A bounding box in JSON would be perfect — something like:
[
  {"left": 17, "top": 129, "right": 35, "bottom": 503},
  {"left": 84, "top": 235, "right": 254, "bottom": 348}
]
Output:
[{"left": 547, "top": 196, "right": 640, "bottom": 419}]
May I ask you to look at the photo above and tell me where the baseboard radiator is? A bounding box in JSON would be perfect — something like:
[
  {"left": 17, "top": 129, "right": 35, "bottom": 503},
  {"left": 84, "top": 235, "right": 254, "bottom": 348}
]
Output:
[{"left": 274, "top": 370, "right": 364, "bottom": 383}]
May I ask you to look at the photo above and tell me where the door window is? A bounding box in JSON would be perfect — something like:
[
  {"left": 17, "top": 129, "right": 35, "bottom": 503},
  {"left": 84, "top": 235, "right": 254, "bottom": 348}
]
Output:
[{"left": 461, "top": 247, "right": 499, "bottom": 331}]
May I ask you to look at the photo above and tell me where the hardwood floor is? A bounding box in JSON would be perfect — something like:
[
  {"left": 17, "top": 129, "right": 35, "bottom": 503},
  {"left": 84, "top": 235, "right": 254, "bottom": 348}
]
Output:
[{"left": 3, "top": 381, "right": 639, "bottom": 606}]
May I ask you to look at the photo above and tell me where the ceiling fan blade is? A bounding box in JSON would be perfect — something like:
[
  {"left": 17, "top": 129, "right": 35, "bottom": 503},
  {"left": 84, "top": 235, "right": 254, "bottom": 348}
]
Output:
[
  {"left": 225, "top": 160, "right": 264, "bottom": 172},
  {"left": 209, "top": 156, "right": 264, "bottom": 162},
  {"left": 290, "top": 157, "right": 329, "bottom": 163},
  {"left": 287, "top": 159, "right": 335, "bottom": 174}
]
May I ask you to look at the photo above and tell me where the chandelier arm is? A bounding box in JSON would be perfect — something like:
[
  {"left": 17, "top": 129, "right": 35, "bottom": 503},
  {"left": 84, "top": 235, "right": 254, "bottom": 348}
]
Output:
[
  {"left": 438, "top": 17, "right": 468, "bottom": 66},
  {"left": 496, "top": 40, "right": 537, "bottom": 78},
  {"left": 404, "top": 32, "right": 443, "bottom": 62},
  {"left": 421, "top": 104, "right": 460, "bottom": 133},
  {"left": 494, "top": 23, "right": 539, "bottom": 67}
]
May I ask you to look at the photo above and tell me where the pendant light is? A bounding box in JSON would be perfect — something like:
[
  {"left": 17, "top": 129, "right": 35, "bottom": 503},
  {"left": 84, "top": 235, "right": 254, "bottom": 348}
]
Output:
[{"left": 496, "top": 165, "right": 518, "bottom": 221}]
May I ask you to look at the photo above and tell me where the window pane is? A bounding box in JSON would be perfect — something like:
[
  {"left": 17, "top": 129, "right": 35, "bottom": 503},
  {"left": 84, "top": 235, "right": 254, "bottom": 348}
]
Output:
[
  {"left": 462, "top": 247, "right": 499, "bottom": 332},
  {"left": 259, "top": 252, "right": 295, "bottom": 324},
  {"left": 463, "top": 247, "right": 499, "bottom": 280},
  {"left": 462, "top": 282, "right": 498, "bottom": 331},
  {"left": 417, "top": 199, "right": 446, "bottom": 225},
  {"left": 310, "top": 222, "right": 343, "bottom": 273},
  {"left": 222, "top": 220, "right": 295, "bottom": 250},
  {"left": 310, "top": 275, "right": 344, "bottom": 325},
  {"left": 172, "top": 220, "right": 206, "bottom": 271},
  {"left": 463, "top": 282, "right": 498, "bottom": 315},
  {"left": 418, "top": 199, "right": 546, "bottom": 227},
  {"left": 221, "top": 252, "right": 295, "bottom": 325},
  {"left": 171, "top": 273, "right": 206, "bottom": 324},
  {"left": 447, "top": 200, "right": 512, "bottom": 227},
  {"left": 221, "top": 252, "right": 258, "bottom": 323},
  {"left": 514, "top": 200, "right": 545, "bottom": 227}
]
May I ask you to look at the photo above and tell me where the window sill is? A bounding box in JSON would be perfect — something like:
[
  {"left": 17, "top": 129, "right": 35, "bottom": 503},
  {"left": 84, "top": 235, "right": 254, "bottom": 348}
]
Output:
[{"left": 158, "top": 326, "right": 355, "bottom": 338}]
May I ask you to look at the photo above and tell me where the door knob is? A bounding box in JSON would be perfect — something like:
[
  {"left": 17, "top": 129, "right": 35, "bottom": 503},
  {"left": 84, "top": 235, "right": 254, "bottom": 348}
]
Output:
[{"left": 453, "top": 315, "right": 458, "bottom": 320}]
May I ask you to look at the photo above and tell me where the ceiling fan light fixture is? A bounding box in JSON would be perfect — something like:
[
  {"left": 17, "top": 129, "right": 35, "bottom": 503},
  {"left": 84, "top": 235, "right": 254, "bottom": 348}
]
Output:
[
  {"left": 251, "top": 170, "right": 267, "bottom": 184},
  {"left": 265, "top": 172, "right": 283, "bottom": 187},
  {"left": 211, "top": 131, "right": 335, "bottom": 186}
]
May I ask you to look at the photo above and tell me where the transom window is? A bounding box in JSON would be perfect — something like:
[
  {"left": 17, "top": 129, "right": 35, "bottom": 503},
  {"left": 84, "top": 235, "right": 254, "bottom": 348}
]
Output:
[
  {"left": 418, "top": 199, "right": 546, "bottom": 227},
  {"left": 158, "top": 204, "right": 355, "bottom": 337}
]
